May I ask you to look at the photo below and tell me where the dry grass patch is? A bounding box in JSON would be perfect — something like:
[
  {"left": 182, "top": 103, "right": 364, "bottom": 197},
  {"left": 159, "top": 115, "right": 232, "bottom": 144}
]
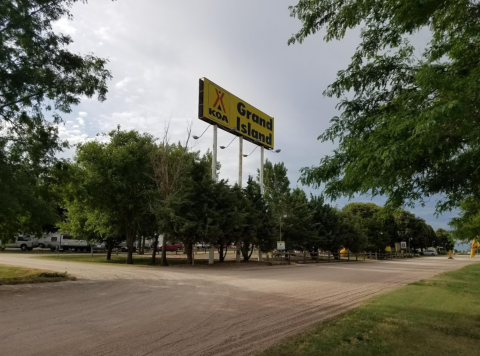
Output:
[{"left": 0, "top": 265, "right": 76, "bottom": 285}]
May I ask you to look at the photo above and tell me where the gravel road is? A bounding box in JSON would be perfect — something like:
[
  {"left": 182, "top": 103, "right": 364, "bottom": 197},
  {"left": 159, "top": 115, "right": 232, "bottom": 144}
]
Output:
[{"left": 0, "top": 254, "right": 477, "bottom": 356}]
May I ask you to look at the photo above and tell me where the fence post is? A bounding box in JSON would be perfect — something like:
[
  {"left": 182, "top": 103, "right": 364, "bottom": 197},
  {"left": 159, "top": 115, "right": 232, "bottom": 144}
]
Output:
[
  {"left": 375, "top": 252, "right": 377, "bottom": 260},
  {"left": 356, "top": 253, "right": 358, "bottom": 261},
  {"left": 328, "top": 251, "right": 331, "bottom": 262},
  {"left": 348, "top": 251, "right": 350, "bottom": 261}
]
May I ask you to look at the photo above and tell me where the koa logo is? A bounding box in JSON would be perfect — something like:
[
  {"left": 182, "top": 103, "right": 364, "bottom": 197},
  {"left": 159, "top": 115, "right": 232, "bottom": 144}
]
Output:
[
  {"left": 209, "top": 88, "right": 229, "bottom": 123},
  {"left": 213, "top": 88, "right": 226, "bottom": 112}
]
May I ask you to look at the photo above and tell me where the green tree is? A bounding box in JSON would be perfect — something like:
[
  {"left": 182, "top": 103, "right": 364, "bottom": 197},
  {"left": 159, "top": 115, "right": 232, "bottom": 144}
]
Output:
[
  {"left": 210, "top": 181, "right": 247, "bottom": 263},
  {"left": 56, "top": 161, "right": 124, "bottom": 260},
  {"left": 74, "top": 128, "right": 155, "bottom": 264},
  {"left": 282, "top": 188, "right": 316, "bottom": 251},
  {"left": 150, "top": 135, "right": 204, "bottom": 266},
  {"left": 436, "top": 228, "right": 455, "bottom": 251},
  {"left": 449, "top": 198, "right": 480, "bottom": 243},
  {"left": 243, "top": 177, "right": 275, "bottom": 259},
  {"left": 0, "top": 0, "right": 112, "bottom": 239},
  {"left": 342, "top": 203, "right": 391, "bottom": 252},
  {"left": 307, "top": 196, "right": 342, "bottom": 253},
  {"left": 291, "top": 0, "right": 480, "bottom": 211},
  {"left": 393, "top": 210, "right": 433, "bottom": 251},
  {"left": 156, "top": 151, "right": 218, "bottom": 265},
  {"left": 261, "top": 160, "right": 291, "bottom": 240},
  {"left": 337, "top": 211, "right": 367, "bottom": 254}
]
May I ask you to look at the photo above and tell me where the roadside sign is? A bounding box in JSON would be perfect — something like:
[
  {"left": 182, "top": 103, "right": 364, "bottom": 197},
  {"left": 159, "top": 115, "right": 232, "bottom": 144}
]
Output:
[
  {"left": 401, "top": 241, "right": 407, "bottom": 249},
  {"left": 198, "top": 78, "right": 275, "bottom": 149},
  {"left": 277, "top": 241, "right": 285, "bottom": 250}
]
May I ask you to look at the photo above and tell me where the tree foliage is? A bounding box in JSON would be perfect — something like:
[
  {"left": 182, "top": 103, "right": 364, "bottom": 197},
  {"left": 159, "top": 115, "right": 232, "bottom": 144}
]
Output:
[
  {"left": 0, "top": 0, "right": 112, "bottom": 239},
  {"left": 291, "top": 0, "right": 480, "bottom": 211},
  {"left": 71, "top": 128, "right": 155, "bottom": 264},
  {"left": 342, "top": 203, "right": 390, "bottom": 252},
  {"left": 449, "top": 197, "right": 480, "bottom": 243}
]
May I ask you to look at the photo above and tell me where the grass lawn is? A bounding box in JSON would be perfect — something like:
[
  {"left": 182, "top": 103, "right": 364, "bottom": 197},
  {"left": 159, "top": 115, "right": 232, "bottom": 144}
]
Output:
[
  {"left": 40, "top": 254, "right": 187, "bottom": 266},
  {"left": 39, "top": 254, "right": 269, "bottom": 268},
  {"left": 0, "top": 265, "right": 76, "bottom": 285},
  {"left": 259, "top": 263, "right": 480, "bottom": 356}
]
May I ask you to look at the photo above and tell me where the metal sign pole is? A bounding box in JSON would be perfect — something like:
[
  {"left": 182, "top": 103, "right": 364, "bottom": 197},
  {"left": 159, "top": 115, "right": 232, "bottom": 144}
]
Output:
[
  {"left": 258, "top": 146, "right": 265, "bottom": 262},
  {"left": 260, "top": 146, "right": 264, "bottom": 195},
  {"left": 209, "top": 125, "right": 218, "bottom": 265},
  {"left": 236, "top": 137, "right": 243, "bottom": 263},
  {"left": 238, "top": 136, "right": 243, "bottom": 188}
]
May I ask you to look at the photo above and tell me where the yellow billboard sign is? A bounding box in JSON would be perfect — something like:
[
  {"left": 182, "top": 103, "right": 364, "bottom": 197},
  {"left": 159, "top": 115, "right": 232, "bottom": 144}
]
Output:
[{"left": 198, "top": 78, "right": 274, "bottom": 149}]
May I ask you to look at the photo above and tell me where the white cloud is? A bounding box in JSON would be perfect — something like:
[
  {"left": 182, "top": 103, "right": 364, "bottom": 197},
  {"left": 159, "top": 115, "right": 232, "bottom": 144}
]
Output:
[
  {"left": 78, "top": 112, "right": 88, "bottom": 118},
  {"left": 53, "top": 18, "right": 77, "bottom": 35},
  {"left": 94, "top": 26, "right": 111, "bottom": 41},
  {"left": 115, "top": 77, "right": 132, "bottom": 90}
]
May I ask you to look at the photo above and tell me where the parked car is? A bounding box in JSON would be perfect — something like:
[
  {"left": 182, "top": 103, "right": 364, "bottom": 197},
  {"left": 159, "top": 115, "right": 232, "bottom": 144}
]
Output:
[
  {"left": 0, "top": 235, "right": 39, "bottom": 251},
  {"left": 157, "top": 242, "right": 183, "bottom": 252},
  {"left": 423, "top": 250, "right": 438, "bottom": 256},
  {"left": 195, "top": 243, "right": 210, "bottom": 251},
  {"left": 116, "top": 242, "right": 137, "bottom": 252}
]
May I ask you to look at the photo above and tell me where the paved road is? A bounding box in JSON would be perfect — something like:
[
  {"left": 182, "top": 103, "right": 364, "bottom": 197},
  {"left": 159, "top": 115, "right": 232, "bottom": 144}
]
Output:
[{"left": 0, "top": 254, "right": 477, "bottom": 356}]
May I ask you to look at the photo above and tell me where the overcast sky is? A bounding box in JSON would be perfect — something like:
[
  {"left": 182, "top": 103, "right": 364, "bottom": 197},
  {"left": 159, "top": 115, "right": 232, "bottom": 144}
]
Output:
[{"left": 53, "top": 0, "right": 457, "bottom": 231}]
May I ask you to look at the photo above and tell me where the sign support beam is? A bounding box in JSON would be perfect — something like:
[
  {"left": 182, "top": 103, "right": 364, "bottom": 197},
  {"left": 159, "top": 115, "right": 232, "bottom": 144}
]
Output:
[
  {"left": 209, "top": 125, "right": 218, "bottom": 265},
  {"left": 236, "top": 136, "right": 243, "bottom": 263},
  {"left": 258, "top": 146, "right": 265, "bottom": 261}
]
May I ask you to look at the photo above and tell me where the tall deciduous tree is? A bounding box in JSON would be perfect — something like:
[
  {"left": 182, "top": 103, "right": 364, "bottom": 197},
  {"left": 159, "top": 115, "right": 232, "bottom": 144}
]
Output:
[
  {"left": 291, "top": 0, "right": 480, "bottom": 211},
  {"left": 156, "top": 151, "right": 216, "bottom": 265},
  {"left": 342, "top": 203, "right": 391, "bottom": 252},
  {"left": 435, "top": 228, "right": 454, "bottom": 251},
  {"left": 282, "top": 188, "right": 316, "bottom": 251},
  {"left": 150, "top": 128, "right": 196, "bottom": 266},
  {"left": 75, "top": 128, "right": 155, "bottom": 264},
  {"left": 261, "top": 160, "right": 291, "bottom": 239},
  {"left": 0, "top": 0, "right": 112, "bottom": 239},
  {"left": 243, "top": 177, "right": 274, "bottom": 259},
  {"left": 56, "top": 161, "right": 124, "bottom": 260}
]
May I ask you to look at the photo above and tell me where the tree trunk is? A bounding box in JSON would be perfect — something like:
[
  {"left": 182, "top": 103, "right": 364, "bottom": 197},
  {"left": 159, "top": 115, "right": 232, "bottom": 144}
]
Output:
[
  {"left": 106, "top": 239, "right": 113, "bottom": 261},
  {"left": 218, "top": 244, "right": 225, "bottom": 262},
  {"left": 126, "top": 235, "right": 134, "bottom": 264},
  {"left": 248, "top": 245, "right": 254, "bottom": 259},
  {"left": 186, "top": 241, "right": 193, "bottom": 265},
  {"left": 161, "top": 234, "right": 168, "bottom": 266},
  {"left": 151, "top": 234, "right": 159, "bottom": 265},
  {"left": 242, "top": 241, "right": 253, "bottom": 261},
  {"left": 142, "top": 236, "right": 146, "bottom": 254}
]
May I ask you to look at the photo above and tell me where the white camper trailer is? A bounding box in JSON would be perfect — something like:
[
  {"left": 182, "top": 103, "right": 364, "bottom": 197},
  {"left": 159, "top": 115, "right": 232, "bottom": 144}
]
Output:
[{"left": 45, "top": 233, "right": 89, "bottom": 252}]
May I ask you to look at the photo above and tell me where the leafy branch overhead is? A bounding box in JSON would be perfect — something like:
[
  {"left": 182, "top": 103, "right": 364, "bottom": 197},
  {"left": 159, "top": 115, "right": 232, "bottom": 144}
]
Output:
[
  {"left": 0, "top": 1, "right": 113, "bottom": 240},
  {"left": 290, "top": 0, "right": 480, "bottom": 212}
]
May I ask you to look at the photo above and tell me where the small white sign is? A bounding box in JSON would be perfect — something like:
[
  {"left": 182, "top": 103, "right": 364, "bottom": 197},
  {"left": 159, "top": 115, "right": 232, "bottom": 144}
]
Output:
[
  {"left": 277, "top": 241, "right": 285, "bottom": 250},
  {"left": 401, "top": 241, "right": 407, "bottom": 249}
]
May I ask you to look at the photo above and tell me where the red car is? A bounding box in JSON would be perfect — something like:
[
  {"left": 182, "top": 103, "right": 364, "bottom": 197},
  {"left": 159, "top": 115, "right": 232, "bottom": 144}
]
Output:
[{"left": 157, "top": 242, "right": 183, "bottom": 252}]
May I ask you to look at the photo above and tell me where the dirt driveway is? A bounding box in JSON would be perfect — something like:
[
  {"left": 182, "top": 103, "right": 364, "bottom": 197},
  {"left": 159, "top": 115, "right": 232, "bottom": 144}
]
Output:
[{"left": 0, "top": 254, "right": 477, "bottom": 356}]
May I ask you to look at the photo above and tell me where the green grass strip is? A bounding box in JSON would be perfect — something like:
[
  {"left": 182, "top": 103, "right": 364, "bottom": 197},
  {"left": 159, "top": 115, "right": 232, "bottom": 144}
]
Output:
[
  {"left": 0, "top": 265, "right": 76, "bottom": 285},
  {"left": 259, "top": 263, "right": 480, "bottom": 356}
]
